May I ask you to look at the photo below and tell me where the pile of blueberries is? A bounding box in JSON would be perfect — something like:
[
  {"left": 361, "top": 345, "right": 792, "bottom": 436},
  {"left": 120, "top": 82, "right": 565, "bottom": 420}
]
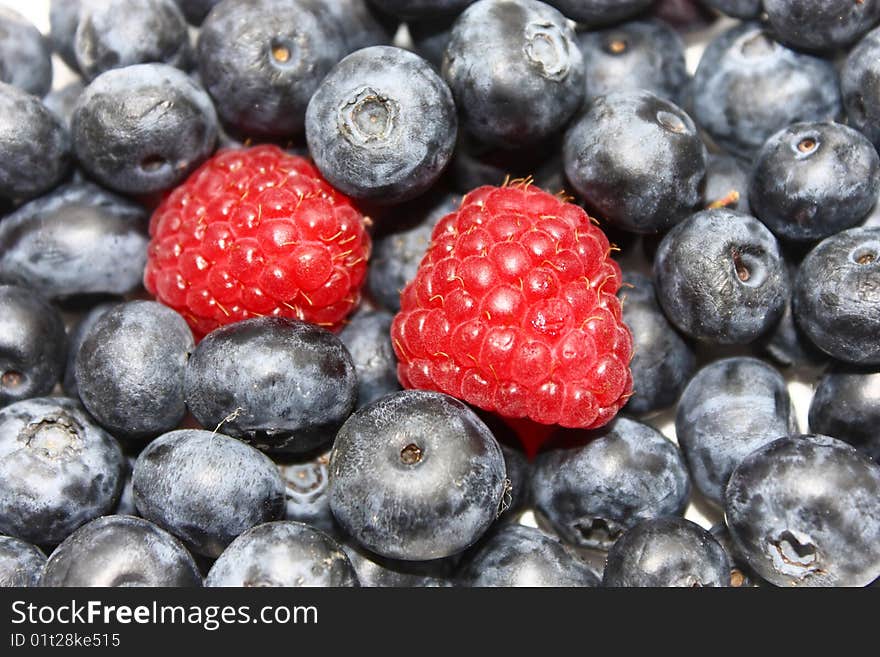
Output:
[{"left": 1, "top": 0, "right": 880, "bottom": 588}]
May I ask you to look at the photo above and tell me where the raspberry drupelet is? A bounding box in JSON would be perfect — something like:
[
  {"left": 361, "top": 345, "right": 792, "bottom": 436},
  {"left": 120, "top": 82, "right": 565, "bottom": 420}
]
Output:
[
  {"left": 391, "top": 182, "right": 633, "bottom": 453},
  {"left": 144, "top": 145, "right": 371, "bottom": 338}
]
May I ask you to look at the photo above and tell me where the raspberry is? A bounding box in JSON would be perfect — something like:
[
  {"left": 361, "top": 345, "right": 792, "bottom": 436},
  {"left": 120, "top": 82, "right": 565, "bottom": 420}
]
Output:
[
  {"left": 144, "top": 145, "right": 370, "bottom": 337},
  {"left": 391, "top": 183, "right": 633, "bottom": 452}
]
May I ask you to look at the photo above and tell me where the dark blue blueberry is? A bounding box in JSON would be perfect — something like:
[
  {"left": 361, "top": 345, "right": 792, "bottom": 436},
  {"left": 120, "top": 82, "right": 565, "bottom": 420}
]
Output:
[
  {"left": 133, "top": 429, "right": 286, "bottom": 557},
  {"left": 370, "top": 0, "right": 475, "bottom": 19},
  {"left": 173, "top": 0, "right": 221, "bottom": 25},
  {"left": 725, "top": 434, "right": 880, "bottom": 586},
  {"left": 676, "top": 357, "right": 797, "bottom": 505},
  {"left": 49, "top": 0, "right": 82, "bottom": 73},
  {"left": 761, "top": 288, "right": 828, "bottom": 368},
  {"left": 43, "top": 80, "right": 85, "bottom": 130},
  {"left": 709, "top": 524, "right": 764, "bottom": 587},
  {"left": 185, "top": 317, "right": 357, "bottom": 455},
  {"left": 545, "top": 0, "right": 653, "bottom": 24},
  {"left": 328, "top": 390, "right": 507, "bottom": 560},
  {"left": 0, "top": 285, "right": 67, "bottom": 408},
  {"left": 197, "top": 0, "right": 346, "bottom": 138},
  {"left": 650, "top": 0, "right": 716, "bottom": 29},
  {"left": 306, "top": 46, "right": 457, "bottom": 204},
  {"left": 498, "top": 442, "right": 530, "bottom": 522},
  {"left": 41, "top": 515, "right": 202, "bottom": 587},
  {"left": 341, "top": 541, "right": 455, "bottom": 587},
  {"left": 0, "top": 7, "right": 52, "bottom": 97},
  {"left": 619, "top": 273, "right": 696, "bottom": 415},
  {"left": 62, "top": 302, "right": 118, "bottom": 399},
  {"left": 206, "top": 521, "right": 358, "bottom": 587},
  {"left": 72, "top": 64, "right": 218, "bottom": 195},
  {"left": 702, "top": 0, "right": 761, "bottom": 18},
  {"left": 409, "top": 15, "right": 456, "bottom": 69},
  {"left": 458, "top": 524, "right": 600, "bottom": 587},
  {"left": 368, "top": 192, "right": 458, "bottom": 313},
  {"left": 603, "top": 517, "right": 731, "bottom": 587},
  {"left": 0, "top": 536, "right": 46, "bottom": 587},
  {"left": 531, "top": 417, "right": 691, "bottom": 551},
  {"left": 692, "top": 23, "right": 842, "bottom": 160},
  {"left": 0, "top": 183, "right": 148, "bottom": 300},
  {"left": 793, "top": 227, "right": 880, "bottom": 364},
  {"left": 809, "top": 367, "right": 880, "bottom": 463},
  {"left": 564, "top": 90, "right": 706, "bottom": 234},
  {"left": 703, "top": 153, "right": 749, "bottom": 213},
  {"left": 449, "top": 135, "right": 565, "bottom": 193},
  {"left": 73, "top": 0, "right": 190, "bottom": 81},
  {"left": 763, "top": 0, "right": 880, "bottom": 52},
  {"left": 442, "top": 0, "right": 585, "bottom": 149},
  {"left": 842, "top": 26, "right": 880, "bottom": 150},
  {"left": 653, "top": 208, "right": 789, "bottom": 344},
  {"left": 0, "top": 397, "right": 124, "bottom": 546},
  {"left": 575, "top": 20, "right": 688, "bottom": 105},
  {"left": 749, "top": 122, "right": 880, "bottom": 243},
  {"left": 0, "top": 82, "right": 71, "bottom": 202},
  {"left": 320, "top": 0, "right": 397, "bottom": 54},
  {"left": 339, "top": 309, "right": 401, "bottom": 408},
  {"left": 75, "top": 301, "right": 194, "bottom": 441},
  {"left": 278, "top": 450, "right": 336, "bottom": 536}
]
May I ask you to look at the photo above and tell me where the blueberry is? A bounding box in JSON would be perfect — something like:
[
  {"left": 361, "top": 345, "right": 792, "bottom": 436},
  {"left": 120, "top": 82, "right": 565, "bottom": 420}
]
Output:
[
  {"left": 185, "top": 317, "right": 357, "bottom": 455},
  {"left": 307, "top": 46, "right": 456, "bottom": 204},
  {"left": 793, "top": 227, "right": 880, "bottom": 364},
  {"left": 442, "top": 0, "right": 585, "bottom": 148},
  {"left": 409, "top": 15, "right": 456, "bottom": 69},
  {"left": 545, "top": 0, "right": 653, "bottom": 25},
  {"left": 531, "top": 417, "right": 690, "bottom": 551},
  {"left": 368, "top": 192, "right": 459, "bottom": 313},
  {"left": 0, "top": 536, "right": 46, "bottom": 587},
  {"left": 0, "top": 83, "right": 71, "bottom": 202},
  {"left": 320, "top": 0, "right": 397, "bottom": 54},
  {"left": 692, "top": 23, "right": 842, "bottom": 160},
  {"left": 278, "top": 450, "right": 336, "bottom": 535},
  {"left": 709, "top": 524, "right": 764, "bottom": 587},
  {"left": 0, "top": 285, "right": 67, "bottom": 408},
  {"left": 114, "top": 456, "right": 139, "bottom": 517},
  {"left": 133, "top": 429, "right": 286, "bottom": 557},
  {"left": 749, "top": 122, "right": 880, "bottom": 243},
  {"left": 62, "top": 302, "right": 117, "bottom": 399},
  {"left": 603, "top": 517, "right": 731, "bottom": 587},
  {"left": 653, "top": 208, "right": 789, "bottom": 344},
  {"left": 564, "top": 90, "right": 706, "bottom": 234},
  {"left": 369, "top": 0, "right": 475, "bottom": 19},
  {"left": 725, "top": 434, "right": 880, "bottom": 587},
  {"left": 702, "top": 0, "right": 761, "bottom": 18},
  {"left": 676, "top": 357, "right": 797, "bottom": 505},
  {"left": 809, "top": 367, "right": 880, "bottom": 463},
  {"left": 0, "top": 183, "right": 149, "bottom": 300},
  {"left": 49, "top": 0, "right": 82, "bottom": 73},
  {"left": 0, "top": 7, "right": 53, "bottom": 97},
  {"left": 498, "top": 442, "right": 531, "bottom": 522},
  {"left": 0, "top": 397, "right": 124, "bottom": 546},
  {"left": 72, "top": 64, "right": 218, "bottom": 195},
  {"left": 173, "top": 0, "right": 221, "bottom": 24},
  {"left": 703, "top": 153, "right": 749, "bottom": 213},
  {"left": 206, "top": 521, "right": 358, "bottom": 587},
  {"left": 338, "top": 310, "right": 401, "bottom": 408},
  {"left": 43, "top": 80, "right": 85, "bottom": 130},
  {"left": 842, "top": 26, "right": 880, "bottom": 151},
  {"left": 341, "top": 541, "right": 455, "bottom": 587},
  {"left": 75, "top": 301, "right": 194, "bottom": 441},
  {"left": 197, "top": 0, "right": 346, "bottom": 139},
  {"left": 619, "top": 273, "right": 696, "bottom": 415},
  {"left": 761, "top": 287, "right": 828, "bottom": 368},
  {"left": 763, "top": 0, "right": 880, "bottom": 53},
  {"left": 458, "top": 524, "right": 600, "bottom": 587},
  {"left": 575, "top": 20, "right": 688, "bottom": 105},
  {"left": 328, "top": 391, "right": 507, "bottom": 560},
  {"left": 74, "top": 0, "right": 190, "bottom": 81},
  {"left": 41, "top": 515, "right": 201, "bottom": 587}
]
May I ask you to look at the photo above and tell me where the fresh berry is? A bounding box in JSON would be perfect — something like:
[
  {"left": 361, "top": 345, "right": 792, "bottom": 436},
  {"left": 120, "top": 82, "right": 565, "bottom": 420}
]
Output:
[
  {"left": 184, "top": 317, "right": 357, "bottom": 454},
  {"left": 0, "top": 536, "right": 45, "bottom": 588},
  {"left": 278, "top": 450, "right": 336, "bottom": 536},
  {"left": 703, "top": 153, "right": 750, "bottom": 213},
  {"left": 725, "top": 435, "right": 880, "bottom": 587},
  {"left": 321, "top": 0, "right": 397, "bottom": 55},
  {"left": 702, "top": 0, "right": 761, "bottom": 18},
  {"left": 339, "top": 309, "right": 401, "bottom": 408},
  {"left": 48, "top": 0, "right": 82, "bottom": 73},
  {"left": 341, "top": 540, "right": 455, "bottom": 588},
  {"left": 369, "top": 0, "right": 475, "bottom": 19},
  {"left": 0, "top": 7, "right": 52, "bottom": 97},
  {"left": 809, "top": 366, "right": 880, "bottom": 463},
  {"left": 206, "top": 521, "right": 359, "bottom": 587},
  {"left": 763, "top": 0, "right": 880, "bottom": 53},
  {"left": 545, "top": 0, "right": 653, "bottom": 25},
  {"left": 43, "top": 80, "right": 84, "bottom": 130},
  {"left": 842, "top": 26, "right": 880, "bottom": 150},
  {"left": 391, "top": 183, "right": 633, "bottom": 439},
  {"left": 328, "top": 390, "right": 507, "bottom": 560},
  {"left": 40, "top": 515, "right": 202, "bottom": 587},
  {"left": 144, "top": 145, "right": 371, "bottom": 337},
  {"left": 62, "top": 302, "right": 118, "bottom": 399},
  {"left": 132, "top": 429, "right": 286, "bottom": 557}
]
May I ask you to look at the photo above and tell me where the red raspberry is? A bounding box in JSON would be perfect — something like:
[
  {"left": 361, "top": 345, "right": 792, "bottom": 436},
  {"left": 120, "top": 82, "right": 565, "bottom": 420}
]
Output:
[
  {"left": 144, "top": 145, "right": 370, "bottom": 337},
  {"left": 391, "top": 183, "right": 633, "bottom": 452}
]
